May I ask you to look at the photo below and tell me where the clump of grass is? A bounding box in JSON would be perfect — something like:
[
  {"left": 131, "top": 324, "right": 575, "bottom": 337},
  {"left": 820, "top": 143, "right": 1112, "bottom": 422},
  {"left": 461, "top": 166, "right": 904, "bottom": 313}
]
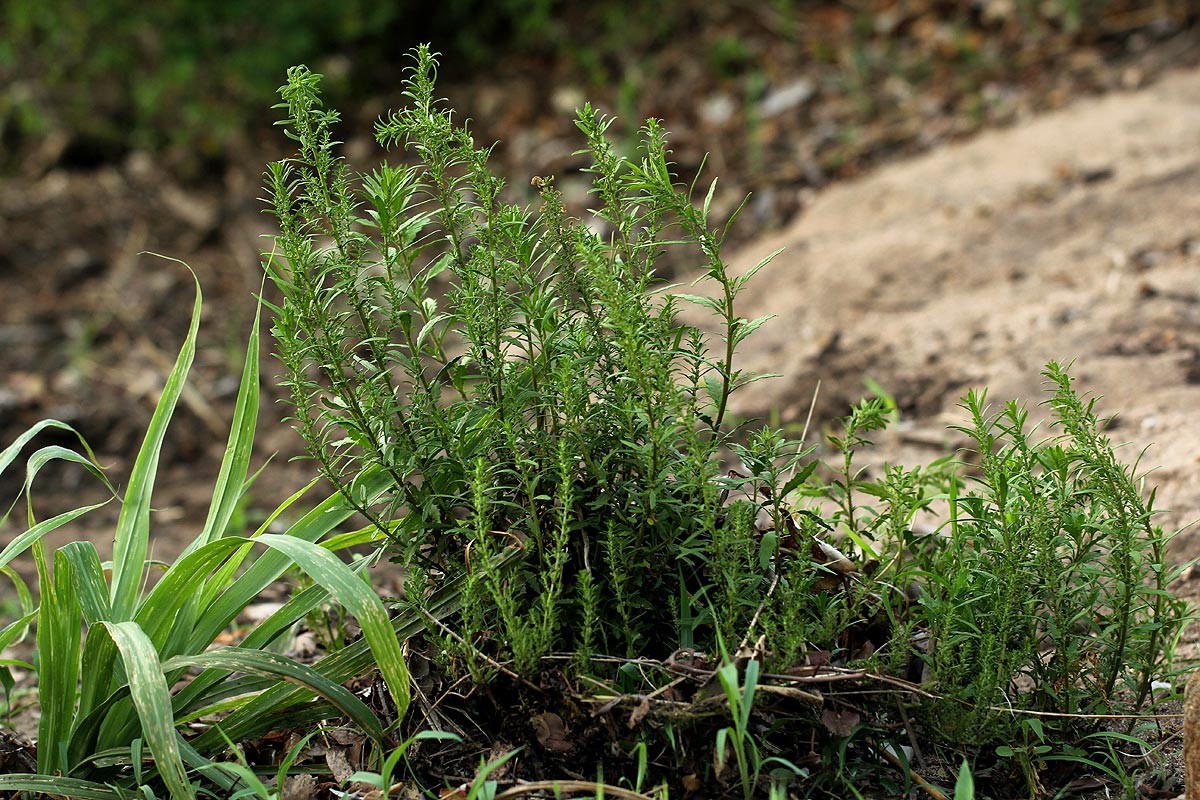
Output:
[{"left": 0, "top": 277, "right": 497, "bottom": 799}]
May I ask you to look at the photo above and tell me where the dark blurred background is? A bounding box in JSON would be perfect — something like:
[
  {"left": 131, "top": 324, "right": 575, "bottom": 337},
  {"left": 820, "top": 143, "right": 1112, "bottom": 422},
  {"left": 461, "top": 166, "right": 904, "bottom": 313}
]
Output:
[{"left": 1, "top": 0, "right": 1197, "bottom": 548}]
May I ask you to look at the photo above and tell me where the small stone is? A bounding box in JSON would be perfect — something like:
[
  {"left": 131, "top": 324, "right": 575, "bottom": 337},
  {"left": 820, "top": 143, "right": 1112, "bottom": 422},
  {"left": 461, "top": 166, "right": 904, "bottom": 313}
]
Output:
[
  {"left": 551, "top": 86, "right": 585, "bottom": 116},
  {"left": 700, "top": 93, "right": 736, "bottom": 127},
  {"left": 760, "top": 79, "right": 815, "bottom": 118}
]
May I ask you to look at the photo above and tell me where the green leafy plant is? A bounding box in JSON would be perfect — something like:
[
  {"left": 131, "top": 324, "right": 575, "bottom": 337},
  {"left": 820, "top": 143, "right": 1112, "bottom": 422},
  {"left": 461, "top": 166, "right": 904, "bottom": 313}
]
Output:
[
  {"left": 262, "top": 47, "right": 1190, "bottom": 796},
  {"left": 909, "top": 364, "right": 1189, "bottom": 744},
  {"left": 0, "top": 274, "right": 505, "bottom": 798},
  {"left": 714, "top": 657, "right": 803, "bottom": 798},
  {"left": 264, "top": 45, "right": 804, "bottom": 674},
  {"left": 994, "top": 718, "right": 1052, "bottom": 797}
]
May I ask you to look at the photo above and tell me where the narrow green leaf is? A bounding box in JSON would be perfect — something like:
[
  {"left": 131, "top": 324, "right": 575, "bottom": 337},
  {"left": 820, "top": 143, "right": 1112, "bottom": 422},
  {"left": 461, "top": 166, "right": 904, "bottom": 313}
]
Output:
[
  {"left": 169, "top": 579, "right": 340, "bottom": 719},
  {"left": 0, "top": 421, "right": 80, "bottom": 474},
  {"left": 253, "top": 533, "right": 410, "bottom": 720},
  {"left": 98, "top": 621, "right": 193, "bottom": 800},
  {"left": 189, "top": 296, "right": 262, "bottom": 554},
  {"left": 193, "top": 468, "right": 390, "bottom": 650},
  {"left": 110, "top": 273, "right": 203, "bottom": 620},
  {"left": 702, "top": 177, "right": 718, "bottom": 219},
  {"left": 780, "top": 461, "right": 819, "bottom": 498},
  {"left": 732, "top": 314, "right": 773, "bottom": 345},
  {"left": 0, "top": 775, "right": 122, "bottom": 800},
  {"left": 195, "top": 476, "right": 317, "bottom": 613},
  {"left": 187, "top": 546, "right": 521, "bottom": 751},
  {"left": 17, "top": 445, "right": 111, "bottom": 513},
  {"left": 163, "top": 647, "right": 382, "bottom": 742},
  {"left": 737, "top": 247, "right": 784, "bottom": 287},
  {"left": 672, "top": 292, "right": 721, "bottom": 311},
  {"left": 137, "top": 538, "right": 249, "bottom": 651},
  {"left": 0, "top": 611, "right": 38, "bottom": 654},
  {"left": 60, "top": 541, "right": 112, "bottom": 624},
  {"left": 37, "top": 546, "right": 83, "bottom": 775}
]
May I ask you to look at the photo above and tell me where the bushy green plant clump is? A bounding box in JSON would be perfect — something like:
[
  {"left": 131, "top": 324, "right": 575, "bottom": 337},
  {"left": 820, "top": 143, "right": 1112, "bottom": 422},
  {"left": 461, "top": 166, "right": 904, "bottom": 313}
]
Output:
[
  {"left": 266, "top": 45, "right": 815, "bottom": 672},
  {"left": 914, "top": 365, "right": 1188, "bottom": 743},
  {"left": 798, "top": 369, "right": 1189, "bottom": 751},
  {"left": 266, "top": 50, "right": 1189, "bottom": 793}
]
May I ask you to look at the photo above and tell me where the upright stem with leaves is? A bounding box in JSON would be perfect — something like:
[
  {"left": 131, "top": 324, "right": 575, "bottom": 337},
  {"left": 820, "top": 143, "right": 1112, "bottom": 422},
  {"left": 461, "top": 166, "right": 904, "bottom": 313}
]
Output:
[{"left": 264, "top": 45, "right": 791, "bottom": 671}]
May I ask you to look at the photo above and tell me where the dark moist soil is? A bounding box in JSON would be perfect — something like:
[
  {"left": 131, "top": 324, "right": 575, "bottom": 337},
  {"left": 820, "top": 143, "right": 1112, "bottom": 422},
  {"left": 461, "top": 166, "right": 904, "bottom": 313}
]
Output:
[{"left": 3, "top": 4, "right": 1200, "bottom": 798}]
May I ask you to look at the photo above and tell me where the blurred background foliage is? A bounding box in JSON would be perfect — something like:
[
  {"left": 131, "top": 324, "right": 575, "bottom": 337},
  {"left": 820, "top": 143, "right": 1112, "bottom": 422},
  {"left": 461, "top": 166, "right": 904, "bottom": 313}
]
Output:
[
  {"left": 2, "top": 0, "right": 1195, "bottom": 172},
  {"left": 0, "top": 0, "right": 556, "bottom": 160}
]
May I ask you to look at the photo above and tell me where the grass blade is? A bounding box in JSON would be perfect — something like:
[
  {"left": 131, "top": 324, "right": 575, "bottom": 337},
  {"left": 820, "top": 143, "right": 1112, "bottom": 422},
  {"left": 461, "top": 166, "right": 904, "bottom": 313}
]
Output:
[
  {"left": 37, "top": 546, "right": 83, "bottom": 775},
  {"left": 98, "top": 621, "right": 194, "bottom": 800},
  {"left": 0, "top": 502, "right": 107, "bottom": 572},
  {"left": 192, "top": 467, "right": 391, "bottom": 650},
  {"left": 252, "top": 533, "right": 411, "bottom": 720},
  {"left": 0, "top": 775, "right": 122, "bottom": 800},
  {"left": 189, "top": 296, "right": 261, "bottom": 554},
  {"left": 110, "top": 272, "right": 202, "bottom": 620},
  {"left": 188, "top": 546, "right": 521, "bottom": 750},
  {"left": 164, "top": 647, "right": 383, "bottom": 743}
]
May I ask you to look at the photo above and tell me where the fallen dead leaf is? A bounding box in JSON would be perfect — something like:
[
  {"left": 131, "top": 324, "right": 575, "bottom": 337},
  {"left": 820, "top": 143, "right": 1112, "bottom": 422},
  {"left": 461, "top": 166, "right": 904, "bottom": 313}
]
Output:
[
  {"left": 532, "top": 711, "right": 573, "bottom": 753},
  {"left": 821, "top": 707, "right": 862, "bottom": 737},
  {"left": 280, "top": 774, "right": 318, "bottom": 800},
  {"left": 627, "top": 695, "right": 651, "bottom": 729}
]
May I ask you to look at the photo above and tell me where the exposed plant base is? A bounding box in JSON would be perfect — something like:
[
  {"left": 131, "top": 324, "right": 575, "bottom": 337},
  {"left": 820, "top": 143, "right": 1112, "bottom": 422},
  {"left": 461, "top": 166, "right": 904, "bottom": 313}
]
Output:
[{"left": 376, "top": 657, "right": 1182, "bottom": 799}]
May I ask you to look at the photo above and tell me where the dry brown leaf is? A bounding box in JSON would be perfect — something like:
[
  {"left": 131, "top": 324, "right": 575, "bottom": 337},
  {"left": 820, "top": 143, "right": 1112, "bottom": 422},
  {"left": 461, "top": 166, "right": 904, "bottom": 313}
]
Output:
[
  {"left": 532, "top": 711, "right": 573, "bottom": 752},
  {"left": 627, "top": 695, "right": 651, "bottom": 728},
  {"left": 821, "top": 707, "right": 861, "bottom": 737},
  {"left": 280, "top": 774, "right": 318, "bottom": 800}
]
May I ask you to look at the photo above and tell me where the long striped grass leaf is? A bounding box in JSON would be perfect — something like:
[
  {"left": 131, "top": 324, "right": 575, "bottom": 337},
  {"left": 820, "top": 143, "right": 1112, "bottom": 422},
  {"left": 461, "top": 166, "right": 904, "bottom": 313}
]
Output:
[
  {"left": 195, "top": 476, "right": 317, "bottom": 613},
  {"left": 168, "top": 576, "right": 348, "bottom": 718},
  {"left": 320, "top": 523, "right": 389, "bottom": 551},
  {"left": 187, "top": 546, "right": 521, "bottom": 750},
  {"left": 0, "top": 774, "right": 122, "bottom": 799},
  {"left": 192, "top": 466, "right": 391, "bottom": 650},
  {"left": 0, "top": 502, "right": 108, "bottom": 572},
  {"left": 97, "top": 621, "right": 194, "bottom": 800},
  {"left": 0, "top": 611, "right": 37, "bottom": 653},
  {"left": 60, "top": 541, "right": 113, "bottom": 624},
  {"left": 16, "top": 445, "right": 111, "bottom": 524},
  {"left": 0, "top": 565, "right": 34, "bottom": 618},
  {"left": 73, "top": 625, "right": 123, "bottom": 767},
  {"left": 0, "top": 420, "right": 92, "bottom": 473},
  {"left": 189, "top": 296, "right": 261, "bottom": 555},
  {"left": 136, "top": 538, "right": 248, "bottom": 650},
  {"left": 110, "top": 272, "right": 202, "bottom": 621},
  {"left": 57, "top": 542, "right": 126, "bottom": 757},
  {"left": 251, "top": 533, "right": 410, "bottom": 719},
  {"left": 0, "top": 421, "right": 104, "bottom": 522},
  {"left": 163, "top": 647, "right": 383, "bottom": 742},
  {"left": 0, "top": 565, "right": 35, "bottom": 652},
  {"left": 37, "top": 546, "right": 83, "bottom": 775}
]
